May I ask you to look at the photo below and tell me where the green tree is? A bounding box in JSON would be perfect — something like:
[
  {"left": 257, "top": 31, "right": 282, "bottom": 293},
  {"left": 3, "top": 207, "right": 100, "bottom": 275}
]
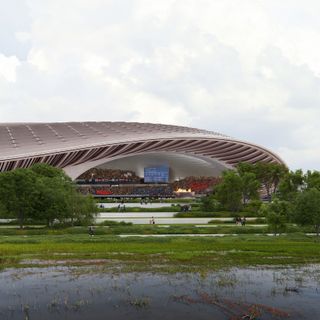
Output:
[
  {"left": 278, "top": 169, "right": 304, "bottom": 201},
  {"left": 293, "top": 188, "right": 320, "bottom": 236},
  {"left": 215, "top": 170, "right": 243, "bottom": 212},
  {"left": 0, "top": 201, "right": 7, "bottom": 217},
  {"left": 254, "top": 162, "right": 288, "bottom": 201},
  {"left": 30, "top": 163, "right": 71, "bottom": 179},
  {"left": 236, "top": 162, "right": 288, "bottom": 201},
  {"left": 214, "top": 164, "right": 260, "bottom": 211},
  {"left": 200, "top": 195, "right": 222, "bottom": 212},
  {"left": 240, "top": 172, "right": 260, "bottom": 205},
  {"left": 33, "top": 175, "right": 72, "bottom": 226},
  {"left": 0, "top": 169, "right": 39, "bottom": 228},
  {"left": 259, "top": 199, "right": 290, "bottom": 235},
  {"left": 31, "top": 164, "right": 97, "bottom": 226},
  {"left": 245, "top": 199, "right": 263, "bottom": 215},
  {"left": 0, "top": 164, "right": 98, "bottom": 228},
  {"left": 266, "top": 211, "right": 287, "bottom": 236},
  {"left": 305, "top": 170, "right": 320, "bottom": 191},
  {"left": 68, "top": 192, "right": 98, "bottom": 226},
  {"left": 236, "top": 162, "right": 255, "bottom": 176}
]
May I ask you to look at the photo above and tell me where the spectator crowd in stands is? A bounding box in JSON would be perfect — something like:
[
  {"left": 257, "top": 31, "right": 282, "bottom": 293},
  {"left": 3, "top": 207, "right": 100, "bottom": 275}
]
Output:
[
  {"left": 79, "top": 185, "right": 173, "bottom": 197},
  {"left": 77, "top": 168, "right": 141, "bottom": 184},
  {"left": 76, "top": 169, "right": 221, "bottom": 197}
]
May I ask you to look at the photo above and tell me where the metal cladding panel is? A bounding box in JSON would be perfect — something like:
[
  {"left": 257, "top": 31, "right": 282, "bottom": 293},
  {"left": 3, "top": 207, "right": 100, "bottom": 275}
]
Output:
[{"left": 0, "top": 122, "right": 285, "bottom": 177}]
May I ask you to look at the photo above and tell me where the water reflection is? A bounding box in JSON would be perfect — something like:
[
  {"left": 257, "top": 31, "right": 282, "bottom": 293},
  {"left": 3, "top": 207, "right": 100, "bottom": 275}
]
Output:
[{"left": 1, "top": 265, "right": 320, "bottom": 319}]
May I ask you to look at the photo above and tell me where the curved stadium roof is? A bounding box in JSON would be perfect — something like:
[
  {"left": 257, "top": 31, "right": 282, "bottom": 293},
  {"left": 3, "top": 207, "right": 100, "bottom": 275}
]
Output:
[{"left": 0, "top": 122, "right": 285, "bottom": 179}]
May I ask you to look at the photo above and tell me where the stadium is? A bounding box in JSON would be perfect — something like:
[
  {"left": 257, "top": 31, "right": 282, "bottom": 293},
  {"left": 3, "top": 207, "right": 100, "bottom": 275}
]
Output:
[{"left": 0, "top": 122, "right": 285, "bottom": 198}]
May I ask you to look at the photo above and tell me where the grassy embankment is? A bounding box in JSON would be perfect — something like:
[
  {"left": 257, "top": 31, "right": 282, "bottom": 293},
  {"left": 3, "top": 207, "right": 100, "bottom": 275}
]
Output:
[
  {"left": 1, "top": 202, "right": 318, "bottom": 272},
  {"left": 1, "top": 230, "right": 320, "bottom": 272},
  {"left": 97, "top": 203, "right": 260, "bottom": 217},
  {"left": 97, "top": 205, "right": 262, "bottom": 217},
  {"left": 97, "top": 201, "right": 261, "bottom": 216}
]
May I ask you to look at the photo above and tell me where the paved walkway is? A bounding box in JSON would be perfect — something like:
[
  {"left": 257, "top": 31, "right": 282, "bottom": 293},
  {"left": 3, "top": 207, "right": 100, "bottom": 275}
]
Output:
[
  {"left": 96, "top": 213, "right": 258, "bottom": 225},
  {"left": 119, "top": 233, "right": 308, "bottom": 237},
  {"left": 98, "top": 212, "right": 176, "bottom": 218},
  {"left": 119, "top": 234, "right": 237, "bottom": 237},
  {"left": 97, "top": 203, "right": 184, "bottom": 208}
]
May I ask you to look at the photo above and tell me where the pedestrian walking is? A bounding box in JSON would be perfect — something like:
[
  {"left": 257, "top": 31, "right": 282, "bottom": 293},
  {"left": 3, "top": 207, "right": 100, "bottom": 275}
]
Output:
[{"left": 88, "top": 226, "right": 94, "bottom": 237}]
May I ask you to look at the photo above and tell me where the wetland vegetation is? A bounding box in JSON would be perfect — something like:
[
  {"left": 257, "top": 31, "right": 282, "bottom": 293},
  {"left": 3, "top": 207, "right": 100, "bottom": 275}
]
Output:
[
  {"left": 1, "top": 232, "right": 320, "bottom": 272},
  {"left": 1, "top": 164, "right": 320, "bottom": 318},
  {"left": 1, "top": 260, "right": 320, "bottom": 319}
]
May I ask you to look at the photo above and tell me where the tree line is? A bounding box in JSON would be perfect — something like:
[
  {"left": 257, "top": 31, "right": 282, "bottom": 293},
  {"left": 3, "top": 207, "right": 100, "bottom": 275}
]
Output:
[
  {"left": 0, "top": 164, "right": 97, "bottom": 228},
  {"left": 201, "top": 162, "right": 320, "bottom": 235}
]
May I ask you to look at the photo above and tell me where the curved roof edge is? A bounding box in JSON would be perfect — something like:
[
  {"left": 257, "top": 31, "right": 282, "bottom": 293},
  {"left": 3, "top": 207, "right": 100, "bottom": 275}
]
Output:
[{"left": 0, "top": 121, "right": 286, "bottom": 174}]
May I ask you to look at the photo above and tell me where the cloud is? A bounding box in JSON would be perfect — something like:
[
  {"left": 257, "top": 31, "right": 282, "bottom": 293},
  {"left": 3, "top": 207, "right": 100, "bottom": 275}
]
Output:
[
  {"left": 0, "top": 0, "right": 32, "bottom": 59},
  {"left": 0, "top": 0, "right": 319, "bottom": 171},
  {"left": 0, "top": 54, "right": 21, "bottom": 82}
]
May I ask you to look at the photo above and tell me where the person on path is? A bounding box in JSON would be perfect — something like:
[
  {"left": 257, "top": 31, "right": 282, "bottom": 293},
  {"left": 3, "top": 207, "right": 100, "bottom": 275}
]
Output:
[{"left": 88, "top": 226, "right": 94, "bottom": 237}]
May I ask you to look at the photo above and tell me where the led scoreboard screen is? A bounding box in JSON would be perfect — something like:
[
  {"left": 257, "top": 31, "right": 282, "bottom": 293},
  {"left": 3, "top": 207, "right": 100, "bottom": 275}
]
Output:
[{"left": 144, "top": 166, "right": 169, "bottom": 183}]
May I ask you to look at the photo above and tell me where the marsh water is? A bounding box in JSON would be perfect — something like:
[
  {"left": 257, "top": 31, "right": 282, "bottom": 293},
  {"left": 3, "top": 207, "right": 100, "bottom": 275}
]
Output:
[{"left": 1, "top": 264, "right": 320, "bottom": 320}]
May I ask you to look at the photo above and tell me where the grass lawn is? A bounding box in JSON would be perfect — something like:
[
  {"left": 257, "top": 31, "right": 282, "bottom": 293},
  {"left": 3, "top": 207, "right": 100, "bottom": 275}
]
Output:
[{"left": 1, "top": 230, "right": 320, "bottom": 272}]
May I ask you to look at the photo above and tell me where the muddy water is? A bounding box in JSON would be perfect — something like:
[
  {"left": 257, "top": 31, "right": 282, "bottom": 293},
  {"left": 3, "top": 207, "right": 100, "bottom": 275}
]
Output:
[{"left": 1, "top": 265, "right": 320, "bottom": 319}]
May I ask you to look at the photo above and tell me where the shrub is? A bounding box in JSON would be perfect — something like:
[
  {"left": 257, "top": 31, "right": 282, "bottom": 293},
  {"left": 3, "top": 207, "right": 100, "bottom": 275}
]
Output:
[{"left": 99, "top": 220, "right": 133, "bottom": 226}]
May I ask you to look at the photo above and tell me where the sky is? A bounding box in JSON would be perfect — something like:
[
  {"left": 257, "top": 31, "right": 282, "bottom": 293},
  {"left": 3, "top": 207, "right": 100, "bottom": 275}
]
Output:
[{"left": 0, "top": 0, "right": 319, "bottom": 171}]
